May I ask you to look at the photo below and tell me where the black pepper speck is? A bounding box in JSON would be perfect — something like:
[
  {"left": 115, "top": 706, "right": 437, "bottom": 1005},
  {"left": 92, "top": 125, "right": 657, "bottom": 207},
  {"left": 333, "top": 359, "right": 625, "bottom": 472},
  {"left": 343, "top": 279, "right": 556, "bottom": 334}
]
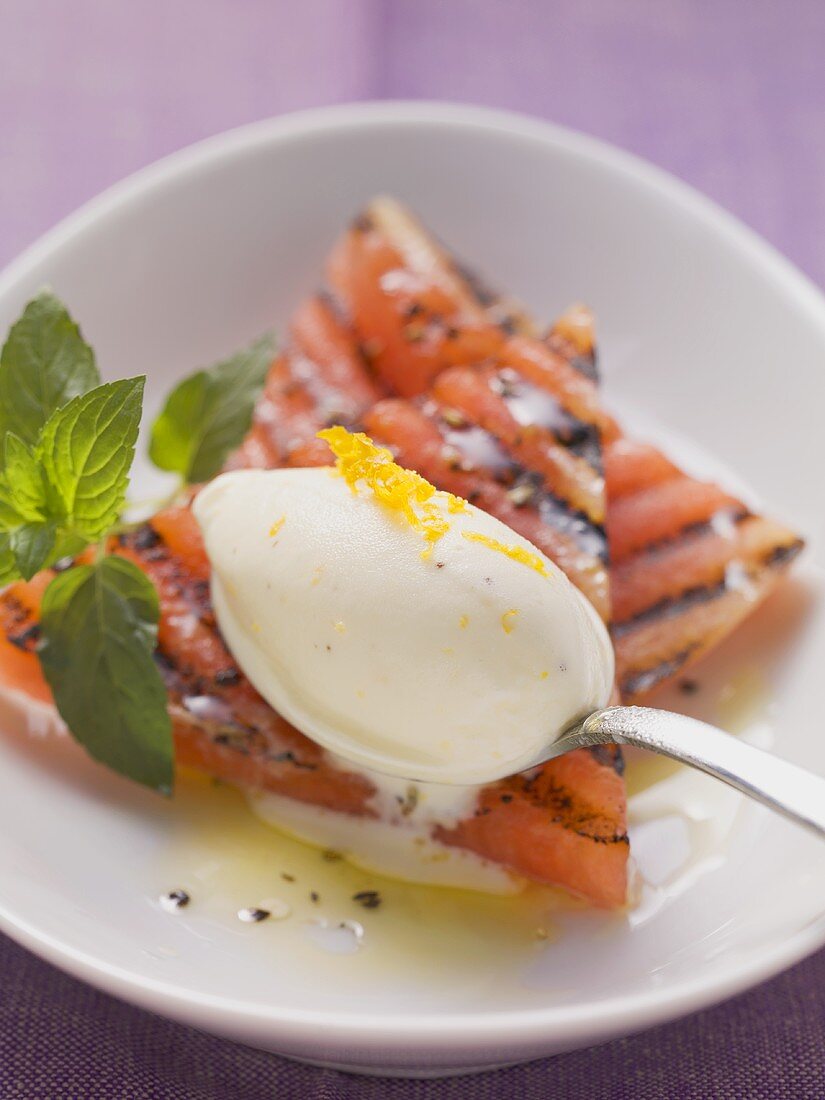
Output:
[
  {"left": 237, "top": 907, "right": 270, "bottom": 923},
  {"left": 352, "top": 890, "right": 382, "bottom": 910},
  {"left": 214, "top": 667, "right": 241, "bottom": 686},
  {"left": 160, "top": 889, "right": 190, "bottom": 913}
]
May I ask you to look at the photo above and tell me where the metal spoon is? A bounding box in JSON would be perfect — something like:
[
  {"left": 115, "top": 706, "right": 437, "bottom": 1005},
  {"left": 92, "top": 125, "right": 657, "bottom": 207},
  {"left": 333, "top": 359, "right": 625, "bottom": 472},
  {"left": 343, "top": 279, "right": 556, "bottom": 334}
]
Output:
[{"left": 541, "top": 706, "right": 825, "bottom": 839}]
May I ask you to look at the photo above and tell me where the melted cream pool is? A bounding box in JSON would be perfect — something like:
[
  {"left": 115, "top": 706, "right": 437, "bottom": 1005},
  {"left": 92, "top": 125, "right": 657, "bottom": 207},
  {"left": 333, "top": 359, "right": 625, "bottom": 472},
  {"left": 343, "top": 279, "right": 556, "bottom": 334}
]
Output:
[
  {"left": 153, "top": 770, "right": 578, "bottom": 996},
  {"left": 149, "top": 661, "right": 770, "bottom": 1001},
  {"left": 147, "top": 668, "right": 761, "bottom": 998}
]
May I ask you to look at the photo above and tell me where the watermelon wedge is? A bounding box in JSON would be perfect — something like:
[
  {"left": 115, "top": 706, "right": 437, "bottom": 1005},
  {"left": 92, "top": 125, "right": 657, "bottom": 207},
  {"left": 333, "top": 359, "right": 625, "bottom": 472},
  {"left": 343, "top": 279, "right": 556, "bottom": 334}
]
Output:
[{"left": 242, "top": 196, "right": 801, "bottom": 695}]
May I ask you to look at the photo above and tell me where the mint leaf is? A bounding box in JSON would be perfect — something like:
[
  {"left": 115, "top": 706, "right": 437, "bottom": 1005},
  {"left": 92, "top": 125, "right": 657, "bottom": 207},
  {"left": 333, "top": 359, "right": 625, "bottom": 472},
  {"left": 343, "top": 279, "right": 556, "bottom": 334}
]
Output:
[
  {"left": 38, "top": 377, "right": 144, "bottom": 541},
  {"left": 9, "top": 523, "right": 56, "bottom": 581},
  {"left": 0, "top": 292, "right": 100, "bottom": 446},
  {"left": 149, "top": 335, "right": 273, "bottom": 483},
  {"left": 38, "top": 556, "right": 173, "bottom": 793}
]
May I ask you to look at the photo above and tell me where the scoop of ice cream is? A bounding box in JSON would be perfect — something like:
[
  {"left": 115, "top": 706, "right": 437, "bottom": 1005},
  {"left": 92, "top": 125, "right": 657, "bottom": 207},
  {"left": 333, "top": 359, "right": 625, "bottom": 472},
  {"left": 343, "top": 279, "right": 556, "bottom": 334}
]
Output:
[{"left": 193, "top": 429, "right": 613, "bottom": 785}]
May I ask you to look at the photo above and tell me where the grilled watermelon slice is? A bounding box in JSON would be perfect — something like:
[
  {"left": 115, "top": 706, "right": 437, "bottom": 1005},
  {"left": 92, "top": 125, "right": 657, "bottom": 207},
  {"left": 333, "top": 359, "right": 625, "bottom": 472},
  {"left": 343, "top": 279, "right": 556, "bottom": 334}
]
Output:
[{"left": 256, "top": 196, "right": 801, "bottom": 694}]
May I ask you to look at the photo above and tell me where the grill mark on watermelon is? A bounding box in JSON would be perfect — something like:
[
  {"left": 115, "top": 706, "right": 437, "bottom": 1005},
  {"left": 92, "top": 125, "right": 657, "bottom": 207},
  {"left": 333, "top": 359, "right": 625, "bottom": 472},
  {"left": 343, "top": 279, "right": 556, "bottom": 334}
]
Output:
[
  {"left": 352, "top": 211, "right": 375, "bottom": 234},
  {"left": 762, "top": 539, "right": 804, "bottom": 568},
  {"left": 620, "top": 648, "right": 697, "bottom": 697},
  {"left": 536, "top": 494, "right": 608, "bottom": 564},
  {"left": 612, "top": 537, "right": 805, "bottom": 638},
  {"left": 7, "top": 620, "right": 40, "bottom": 652},
  {"left": 434, "top": 409, "right": 609, "bottom": 563},
  {"left": 451, "top": 259, "right": 500, "bottom": 309},
  {"left": 315, "top": 285, "right": 352, "bottom": 328},
  {"left": 617, "top": 509, "right": 752, "bottom": 561},
  {"left": 588, "top": 744, "right": 626, "bottom": 775},
  {"left": 613, "top": 580, "right": 730, "bottom": 638},
  {"left": 566, "top": 353, "right": 599, "bottom": 384},
  {"left": 488, "top": 368, "right": 603, "bottom": 472}
]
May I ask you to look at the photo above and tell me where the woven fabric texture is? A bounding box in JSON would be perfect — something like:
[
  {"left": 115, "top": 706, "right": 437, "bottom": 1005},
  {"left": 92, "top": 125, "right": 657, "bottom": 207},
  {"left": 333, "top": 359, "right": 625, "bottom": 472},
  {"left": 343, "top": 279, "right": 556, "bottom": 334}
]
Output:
[{"left": 0, "top": 936, "right": 822, "bottom": 1098}]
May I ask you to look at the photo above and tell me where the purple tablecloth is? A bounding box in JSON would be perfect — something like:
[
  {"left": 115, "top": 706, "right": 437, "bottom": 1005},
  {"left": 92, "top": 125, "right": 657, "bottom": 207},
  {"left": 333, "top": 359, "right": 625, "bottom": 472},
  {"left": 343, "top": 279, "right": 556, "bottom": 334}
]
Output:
[{"left": 1, "top": 1, "right": 824, "bottom": 1095}]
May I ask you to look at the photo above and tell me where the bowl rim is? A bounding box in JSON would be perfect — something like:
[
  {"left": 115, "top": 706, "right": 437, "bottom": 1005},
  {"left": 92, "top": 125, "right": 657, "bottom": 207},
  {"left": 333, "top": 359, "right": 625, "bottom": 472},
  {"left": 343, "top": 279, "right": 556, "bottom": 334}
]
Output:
[{"left": 0, "top": 99, "right": 823, "bottom": 1055}]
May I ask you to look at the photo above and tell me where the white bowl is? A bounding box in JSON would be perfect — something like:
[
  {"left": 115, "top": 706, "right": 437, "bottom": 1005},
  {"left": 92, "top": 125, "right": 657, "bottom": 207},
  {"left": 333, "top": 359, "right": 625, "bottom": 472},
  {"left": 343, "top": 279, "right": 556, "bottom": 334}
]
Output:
[{"left": 0, "top": 102, "right": 823, "bottom": 1077}]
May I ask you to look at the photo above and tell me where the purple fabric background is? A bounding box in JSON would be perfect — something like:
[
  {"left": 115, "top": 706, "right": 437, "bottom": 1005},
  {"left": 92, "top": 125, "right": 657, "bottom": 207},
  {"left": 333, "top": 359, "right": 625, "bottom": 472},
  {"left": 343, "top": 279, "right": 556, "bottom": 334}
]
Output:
[{"left": 1, "top": 1, "right": 824, "bottom": 1096}]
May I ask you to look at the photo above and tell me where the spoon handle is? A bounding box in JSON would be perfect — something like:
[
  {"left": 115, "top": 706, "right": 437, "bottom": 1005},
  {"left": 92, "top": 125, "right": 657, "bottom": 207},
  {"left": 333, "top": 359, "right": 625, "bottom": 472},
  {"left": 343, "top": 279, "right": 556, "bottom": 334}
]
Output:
[{"left": 577, "top": 706, "right": 825, "bottom": 840}]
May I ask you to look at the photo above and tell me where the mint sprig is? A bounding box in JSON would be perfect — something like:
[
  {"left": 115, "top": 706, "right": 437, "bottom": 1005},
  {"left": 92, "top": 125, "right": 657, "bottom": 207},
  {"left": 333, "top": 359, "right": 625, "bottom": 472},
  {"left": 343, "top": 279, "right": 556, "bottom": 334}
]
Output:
[
  {"left": 0, "top": 379, "right": 143, "bottom": 580},
  {"left": 0, "top": 290, "right": 274, "bottom": 794},
  {"left": 149, "top": 334, "right": 273, "bottom": 483}
]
